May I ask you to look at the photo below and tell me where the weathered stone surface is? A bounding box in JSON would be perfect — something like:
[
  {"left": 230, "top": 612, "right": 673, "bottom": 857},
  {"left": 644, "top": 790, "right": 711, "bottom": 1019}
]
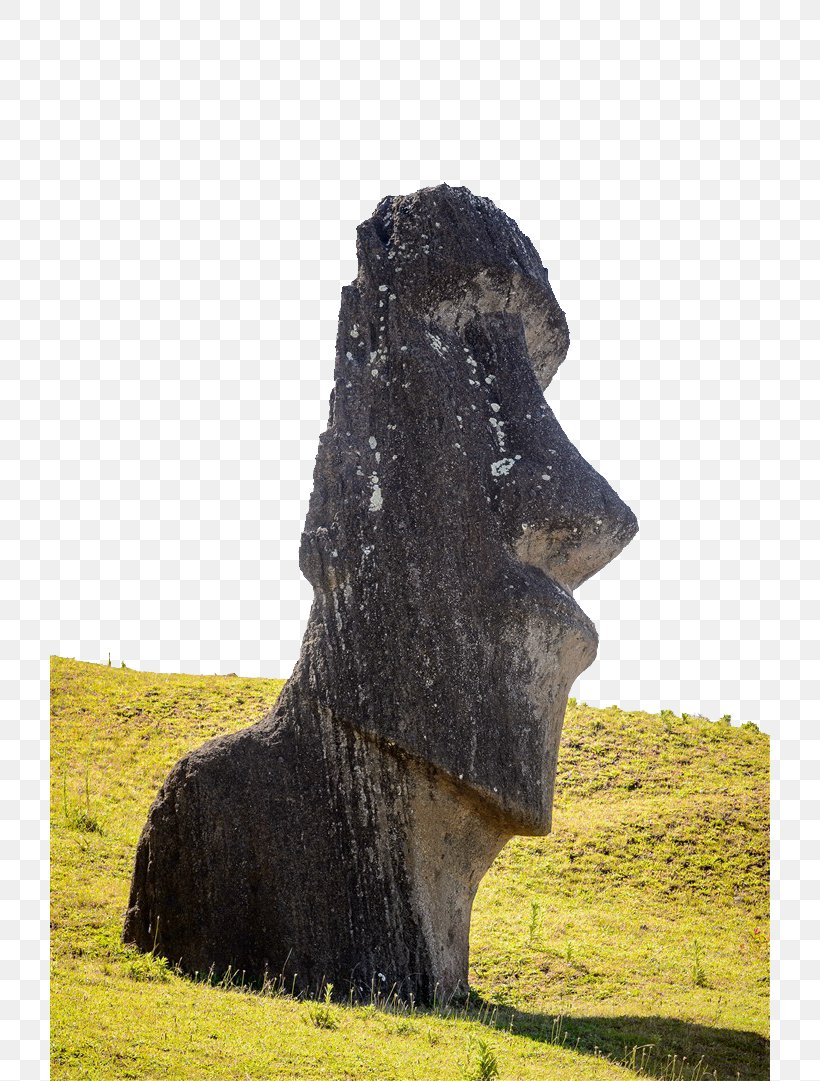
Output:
[{"left": 123, "top": 184, "right": 638, "bottom": 1002}]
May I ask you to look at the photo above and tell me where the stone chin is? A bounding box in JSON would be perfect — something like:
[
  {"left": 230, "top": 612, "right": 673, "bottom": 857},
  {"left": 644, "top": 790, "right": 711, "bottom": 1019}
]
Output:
[
  {"left": 456, "top": 570, "right": 599, "bottom": 837},
  {"left": 516, "top": 597, "right": 598, "bottom": 834},
  {"left": 341, "top": 568, "right": 601, "bottom": 841}
]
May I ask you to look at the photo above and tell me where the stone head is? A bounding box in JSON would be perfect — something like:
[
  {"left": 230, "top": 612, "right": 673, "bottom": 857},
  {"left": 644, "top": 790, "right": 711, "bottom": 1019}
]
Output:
[{"left": 299, "top": 185, "right": 637, "bottom": 833}]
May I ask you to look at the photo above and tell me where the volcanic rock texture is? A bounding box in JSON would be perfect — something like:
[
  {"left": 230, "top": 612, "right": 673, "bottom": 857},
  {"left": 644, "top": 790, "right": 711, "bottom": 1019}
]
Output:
[{"left": 123, "top": 185, "right": 638, "bottom": 1002}]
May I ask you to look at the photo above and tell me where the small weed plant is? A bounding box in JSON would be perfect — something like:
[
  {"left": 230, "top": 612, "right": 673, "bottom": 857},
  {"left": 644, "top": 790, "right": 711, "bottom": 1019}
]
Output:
[
  {"left": 692, "top": 940, "right": 708, "bottom": 988},
  {"left": 466, "top": 1035, "right": 500, "bottom": 1081},
  {"left": 528, "top": 899, "right": 541, "bottom": 944},
  {"left": 124, "top": 950, "right": 171, "bottom": 983},
  {"left": 308, "top": 983, "right": 338, "bottom": 1030},
  {"left": 61, "top": 768, "right": 102, "bottom": 835}
]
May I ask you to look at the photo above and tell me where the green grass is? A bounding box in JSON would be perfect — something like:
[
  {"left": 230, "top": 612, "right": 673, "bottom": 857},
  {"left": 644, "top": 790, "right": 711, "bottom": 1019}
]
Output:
[{"left": 51, "top": 659, "right": 769, "bottom": 1080}]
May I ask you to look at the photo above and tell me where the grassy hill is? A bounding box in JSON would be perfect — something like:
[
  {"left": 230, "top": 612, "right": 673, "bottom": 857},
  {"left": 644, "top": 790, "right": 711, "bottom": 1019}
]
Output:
[{"left": 50, "top": 657, "right": 769, "bottom": 1080}]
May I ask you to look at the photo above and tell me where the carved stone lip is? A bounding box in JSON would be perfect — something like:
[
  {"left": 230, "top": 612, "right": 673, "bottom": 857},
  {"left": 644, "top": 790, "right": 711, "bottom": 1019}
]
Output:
[
  {"left": 513, "top": 557, "right": 600, "bottom": 653},
  {"left": 548, "top": 574, "right": 597, "bottom": 635}
]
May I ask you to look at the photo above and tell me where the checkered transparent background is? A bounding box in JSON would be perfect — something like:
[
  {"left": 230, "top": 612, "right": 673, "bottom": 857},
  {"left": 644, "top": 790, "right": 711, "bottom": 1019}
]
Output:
[{"left": 2, "top": 3, "right": 814, "bottom": 1076}]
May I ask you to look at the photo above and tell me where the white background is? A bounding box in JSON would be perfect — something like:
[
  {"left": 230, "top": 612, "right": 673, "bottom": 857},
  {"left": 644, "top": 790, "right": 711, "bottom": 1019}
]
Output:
[{"left": 3, "top": 2, "right": 815, "bottom": 1076}]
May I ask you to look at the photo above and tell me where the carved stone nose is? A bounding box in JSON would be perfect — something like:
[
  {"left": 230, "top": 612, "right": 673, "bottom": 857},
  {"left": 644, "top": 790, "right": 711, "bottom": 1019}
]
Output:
[
  {"left": 514, "top": 464, "right": 638, "bottom": 592},
  {"left": 451, "top": 305, "right": 637, "bottom": 594},
  {"left": 493, "top": 392, "right": 638, "bottom": 592}
]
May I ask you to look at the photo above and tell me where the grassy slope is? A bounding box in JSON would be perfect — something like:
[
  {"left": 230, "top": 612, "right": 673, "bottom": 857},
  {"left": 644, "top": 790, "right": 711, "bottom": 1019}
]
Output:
[{"left": 51, "top": 658, "right": 769, "bottom": 1081}]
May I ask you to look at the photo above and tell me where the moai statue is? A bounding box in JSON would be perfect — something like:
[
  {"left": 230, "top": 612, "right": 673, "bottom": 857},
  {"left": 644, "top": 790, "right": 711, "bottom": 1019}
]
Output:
[{"left": 123, "top": 185, "right": 637, "bottom": 1003}]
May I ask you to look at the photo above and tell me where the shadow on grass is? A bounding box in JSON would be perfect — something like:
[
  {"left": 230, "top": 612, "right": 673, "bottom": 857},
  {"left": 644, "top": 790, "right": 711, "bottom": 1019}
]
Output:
[
  {"left": 476, "top": 999, "right": 769, "bottom": 1081},
  {"left": 179, "top": 966, "right": 768, "bottom": 1080}
]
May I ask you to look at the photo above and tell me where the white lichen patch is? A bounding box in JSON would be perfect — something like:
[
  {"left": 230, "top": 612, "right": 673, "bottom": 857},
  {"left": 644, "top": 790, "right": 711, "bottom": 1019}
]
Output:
[
  {"left": 490, "top": 402, "right": 500, "bottom": 412},
  {"left": 350, "top": 325, "right": 359, "bottom": 338},
  {"left": 491, "top": 458, "right": 516, "bottom": 477},
  {"left": 369, "top": 436, "right": 377, "bottom": 449},
  {"left": 489, "top": 416, "right": 506, "bottom": 451},
  {"left": 426, "top": 331, "right": 446, "bottom": 357},
  {"left": 541, "top": 473, "right": 551, "bottom": 481},
  {"left": 368, "top": 472, "right": 383, "bottom": 512},
  {"left": 378, "top": 284, "right": 387, "bottom": 292},
  {"left": 346, "top": 351, "right": 354, "bottom": 361}
]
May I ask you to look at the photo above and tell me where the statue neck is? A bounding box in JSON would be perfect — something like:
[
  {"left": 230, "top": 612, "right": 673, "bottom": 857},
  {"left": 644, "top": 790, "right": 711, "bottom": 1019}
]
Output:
[{"left": 280, "top": 680, "right": 511, "bottom": 1000}]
